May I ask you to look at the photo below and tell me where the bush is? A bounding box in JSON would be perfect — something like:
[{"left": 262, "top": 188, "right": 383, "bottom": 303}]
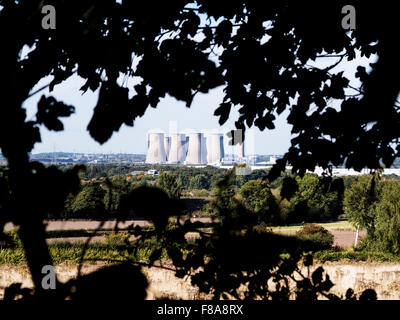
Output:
[
  {"left": 1, "top": 228, "right": 23, "bottom": 248},
  {"left": 296, "top": 224, "right": 334, "bottom": 251},
  {"left": 192, "top": 189, "right": 210, "bottom": 197},
  {"left": 104, "top": 232, "right": 130, "bottom": 248},
  {"left": 314, "top": 249, "right": 400, "bottom": 263}
]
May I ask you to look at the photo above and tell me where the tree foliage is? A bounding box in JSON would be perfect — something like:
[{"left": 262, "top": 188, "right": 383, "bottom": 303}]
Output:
[
  {"left": 374, "top": 181, "right": 400, "bottom": 254},
  {"left": 189, "top": 174, "right": 210, "bottom": 190},
  {"left": 164, "top": 172, "right": 373, "bottom": 300},
  {"left": 239, "top": 180, "right": 280, "bottom": 224},
  {"left": 157, "top": 172, "right": 183, "bottom": 199},
  {"left": 344, "top": 173, "right": 400, "bottom": 255},
  {"left": 344, "top": 174, "right": 380, "bottom": 236},
  {"left": 286, "top": 174, "right": 344, "bottom": 223},
  {"left": 70, "top": 183, "right": 107, "bottom": 218}
]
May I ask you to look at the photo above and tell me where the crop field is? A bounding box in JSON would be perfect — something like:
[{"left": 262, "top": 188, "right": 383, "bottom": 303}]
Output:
[{"left": 271, "top": 220, "right": 358, "bottom": 235}]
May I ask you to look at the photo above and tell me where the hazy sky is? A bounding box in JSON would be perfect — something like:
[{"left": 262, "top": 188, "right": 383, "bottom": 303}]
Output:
[
  {"left": 23, "top": 75, "right": 293, "bottom": 155},
  {"left": 22, "top": 52, "right": 374, "bottom": 156}
]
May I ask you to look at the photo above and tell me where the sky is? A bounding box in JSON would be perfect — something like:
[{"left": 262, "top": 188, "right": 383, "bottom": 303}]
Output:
[
  {"left": 22, "top": 51, "right": 374, "bottom": 156},
  {"left": 23, "top": 75, "right": 293, "bottom": 155}
]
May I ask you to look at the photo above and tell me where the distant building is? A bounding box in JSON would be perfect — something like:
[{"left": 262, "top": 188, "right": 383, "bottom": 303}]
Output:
[
  {"left": 268, "top": 156, "right": 277, "bottom": 165},
  {"left": 146, "top": 133, "right": 167, "bottom": 164},
  {"left": 207, "top": 133, "right": 224, "bottom": 164},
  {"left": 185, "top": 133, "right": 207, "bottom": 165},
  {"left": 147, "top": 169, "right": 159, "bottom": 176},
  {"left": 167, "top": 134, "right": 186, "bottom": 164}
]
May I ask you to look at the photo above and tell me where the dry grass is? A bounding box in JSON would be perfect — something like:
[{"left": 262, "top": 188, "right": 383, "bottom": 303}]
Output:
[{"left": 272, "top": 220, "right": 358, "bottom": 235}]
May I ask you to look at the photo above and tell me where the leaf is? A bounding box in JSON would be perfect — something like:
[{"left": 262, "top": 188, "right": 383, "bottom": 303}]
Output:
[
  {"left": 36, "top": 96, "right": 75, "bottom": 131},
  {"left": 311, "top": 266, "right": 324, "bottom": 285},
  {"left": 359, "top": 289, "right": 377, "bottom": 301},
  {"left": 87, "top": 83, "right": 130, "bottom": 144},
  {"left": 215, "top": 20, "right": 232, "bottom": 45},
  {"left": 345, "top": 288, "right": 356, "bottom": 300},
  {"left": 67, "top": 264, "right": 148, "bottom": 301},
  {"left": 280, "top": 177, "right": 298, "bottom": 201},
  {"left": 175, "top": 269, "right": 186, "bottom": 279},
  {"left": 181, "top": 14, "right": 201, "bottom": 38},
  {"left": 118, "top": 186, "right": 174, "bottom": 232},
  {"left": 355, "top": 66, "right": 368, "bottom": 83},
  {"left": 214, "top": 102, "right": 231, "bottom": 125},
  {"left": 149, "top": 248, "right": 162, "bottom": 265},
  {"left": 303, "top": 253, "right": 313, "bottom": 267}
]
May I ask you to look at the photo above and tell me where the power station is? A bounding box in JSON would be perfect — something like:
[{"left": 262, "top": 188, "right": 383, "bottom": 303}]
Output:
[
  {"left": 207, "top": 133, "right": 224, "bottom": 164},
  {"left": 167, "top": 133, "right": 186, "bottom": 164},
  {"left": 164, "top": 136, "right": 171, "bottom": 162},
  {"left": 146, "top": 132, "right": 229, "bottom": 165},
  {"left": 146, "top": 133, "right": 167, "bottom": 164},
  {"left": 185, "top": 133, "right": 207, "bottom": 165}
]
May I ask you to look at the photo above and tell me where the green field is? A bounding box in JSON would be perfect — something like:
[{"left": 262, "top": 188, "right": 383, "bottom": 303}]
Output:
[{"left": 271, "top": 220, "right": 358, "bottom": 235}]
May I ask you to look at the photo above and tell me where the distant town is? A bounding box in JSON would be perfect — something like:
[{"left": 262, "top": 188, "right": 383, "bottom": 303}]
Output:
[
  {"left": 21, "top": 152, "right": 280, "bottom": 167},
  {"left": 2, "top": 152, "right": 400, "bottom": 177}
]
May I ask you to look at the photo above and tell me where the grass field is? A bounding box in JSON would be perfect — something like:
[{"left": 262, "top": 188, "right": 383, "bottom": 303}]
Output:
[{"left": 271, "top": 220, "right": 358, "bottom": 234}]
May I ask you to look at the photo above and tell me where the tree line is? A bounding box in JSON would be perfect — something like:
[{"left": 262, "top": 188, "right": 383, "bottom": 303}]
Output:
[
  {"left": 51, "top": 164, "right": 400, "bottom": 234},
  {"left": 344, "top": 172, "right": 400, "bottom": 255}
]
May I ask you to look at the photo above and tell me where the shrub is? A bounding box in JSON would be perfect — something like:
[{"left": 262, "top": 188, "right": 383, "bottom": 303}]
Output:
[
  {"left": 314, "top": 249, "right": 400, "bottom": 263},
  {"left": 192, "top": 189, "right": 210, "bottom": 197},
  {"left": 1, "top": 228, "right": 23, "bottom": 248},
  {"left": 104, "top": 232, "right": 130, "bottom": 248},
  {"left": 296, "top": 224, "right": 334, "bottom": 251}
]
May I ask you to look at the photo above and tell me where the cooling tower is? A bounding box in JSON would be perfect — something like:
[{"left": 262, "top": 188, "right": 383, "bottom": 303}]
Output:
[
  {"left": 207, "top": 133, "right": 224, "bottom": 164},
  {"left": 146, "top": 133, "right": 167, "bottom": 164},
  {"left": 201, "top": 136, "right": 207, "bottom": 164},
  {"left": 186, "top": 133, "right": 207, "bottom": 165},
  {"left": 167, "top": 133, "right": 186, "bottom": 164},
  {"left": 183, "top": 135, "right": 189, "bottom": 158},
  {"left": 164, "top": 136, "right": 171, "bottom": 162},
  {"left": 237, "top": 142, "right": 245, "bottom": 159}
]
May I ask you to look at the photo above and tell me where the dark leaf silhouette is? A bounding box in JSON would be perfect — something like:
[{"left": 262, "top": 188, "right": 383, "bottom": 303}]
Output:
[
  {"left": 280, "top": 177, "right": 298, "bottom": 201},
  {"left": 66, "top": 264, "right": 148, "bottom": 301},
  {"left": 36, "top": 96, "right": 75, "bottom": 131}
]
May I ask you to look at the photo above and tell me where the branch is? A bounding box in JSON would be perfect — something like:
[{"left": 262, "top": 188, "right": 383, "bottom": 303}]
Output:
[
  {"left": 77, "top": 220, "right": 106, "bottom": 277},
  {"left": 316, "top": 54, "right": 347, "bottom": 58},
  {"left": 26, "top": 82, "right": 52, "bottom": 99},
  {"left": 322, "top": 54, "right": 346, "bottom": 72}
]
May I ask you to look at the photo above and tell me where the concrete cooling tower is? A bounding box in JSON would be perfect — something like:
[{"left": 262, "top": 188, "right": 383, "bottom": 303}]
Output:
[
  {"left": 183, "top": 135, "right": 189, "bottom": 158},
  {"left": 146, "top": 133, "right": 167, "bottom": 164},
  {"left": 167, "top": 133, "right": 186, "bottom": 164},
  {"left": 164, "top": 136, "right": 171, "bottom": 162},
  {"left": 186, "top": 133, "right": 207, "bottom": 165},
  {"left": 207, "top": 133, "right": 224, "bottom": 164},
  {"left": 237, "top": 142, "right": 245, "bottom": 159},
  {"left": 201, "top": 136, "right": 207, "bottom": 164}
]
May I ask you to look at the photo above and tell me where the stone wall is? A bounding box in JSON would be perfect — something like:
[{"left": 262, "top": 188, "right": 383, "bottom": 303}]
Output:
[{"left": 1, "top": 261, "right": 400, "bottom": 300}]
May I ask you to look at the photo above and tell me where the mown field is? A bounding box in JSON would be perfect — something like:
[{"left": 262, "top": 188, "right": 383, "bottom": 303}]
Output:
[{"left": 271, "top": 220, "right": 358, "bottom": 235}]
